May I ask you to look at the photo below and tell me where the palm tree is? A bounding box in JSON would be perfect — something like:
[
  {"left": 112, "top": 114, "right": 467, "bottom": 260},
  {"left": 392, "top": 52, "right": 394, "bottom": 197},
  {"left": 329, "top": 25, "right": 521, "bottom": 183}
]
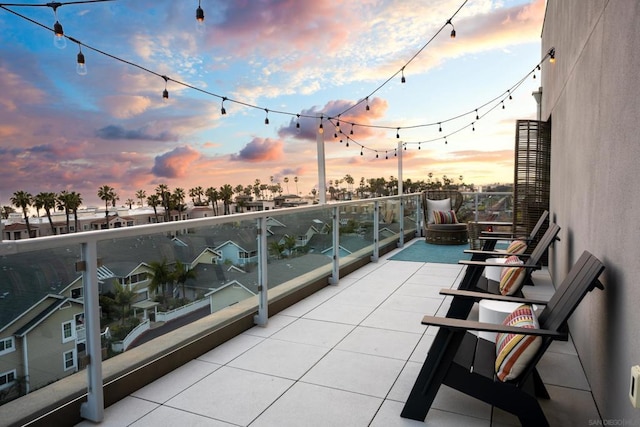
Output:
[
  {"left": 68, "top": 192, "right": 83, "bottom": 232},
  {"left": 34, "top": 192, "right": 57, "bottom": 235},
  {"left": 135, "top": 189, "right": 146, "bottom": 207},
  {"left": 205, "top": 187, "right": 219, "bottom": 216},
  {"left": 219, "top": 184, "right": 233, "bottom": 215},
  {"left": 10, "top": 190, "right": 33, "bottom": 238},
  {"left": 97, "top": 185, "right": 117, "bottom": 229},
  {"left": 189, "top": 186, "right": 204, "bottom": 205},
  {"left": 125, "top": 198, "right": 135, "bottom": 209},
  {"left": 294, "top": 176, "right": 299, "bottom": 195},
  {"left": 1, "top": 205, "right": 16, "bottom": 219},
  {"left": 148, "top": 259, "right": 171, "bottom": 302},
  {"left": 283, "top": 177, "right": 289, "bottom": 194},
  {"left": 113, "top": 281, "right": 136, "bottom": 325},
  {"left": 172, "top": 260, "right": 197, "bottom": 299},
  {"left": 172, "top": 188, "right": 186, "bottom": 220},
  {"left": 57, "top": 191, "right": 72, "bottom": 233},
  {"left": 146, "top": 194, "right": 161, "bottom": 223},
  {"left": 155, "top": 184, "right": 170, "bottom": 222},
  {"left": 283, "top": 235, "right": 297, "bottom": 256}
]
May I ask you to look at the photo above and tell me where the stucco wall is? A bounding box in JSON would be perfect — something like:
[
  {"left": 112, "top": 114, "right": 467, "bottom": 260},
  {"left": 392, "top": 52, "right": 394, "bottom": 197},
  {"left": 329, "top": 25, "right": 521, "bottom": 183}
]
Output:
[{"left": 542, "top": 0, "right": 640, "bottom": 421}]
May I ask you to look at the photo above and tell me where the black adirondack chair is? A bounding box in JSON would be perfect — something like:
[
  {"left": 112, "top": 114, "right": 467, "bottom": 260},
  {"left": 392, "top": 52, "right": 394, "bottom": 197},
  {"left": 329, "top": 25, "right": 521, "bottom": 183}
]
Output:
[
  {"left": 460, "top": 222, "right": 561, "bottom": 295},
  {"left": 401, "top": 251, "right": 605, "bottom": 426}
]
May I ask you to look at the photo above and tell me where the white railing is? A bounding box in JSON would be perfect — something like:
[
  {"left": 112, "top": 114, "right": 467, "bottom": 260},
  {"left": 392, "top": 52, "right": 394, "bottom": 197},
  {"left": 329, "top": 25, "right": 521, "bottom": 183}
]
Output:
[
  {"left": 155, "top": 298, "right": 209, "bottom": 323},
  {"left": 110, "top": 319, "right": 150, "bottom": 353}
]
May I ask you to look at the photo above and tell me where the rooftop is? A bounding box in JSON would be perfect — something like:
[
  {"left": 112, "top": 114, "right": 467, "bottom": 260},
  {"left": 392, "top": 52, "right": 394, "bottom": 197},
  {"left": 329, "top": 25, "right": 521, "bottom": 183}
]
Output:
[{"left": 75, "top": 239, "right": 599, "bottom": 426}]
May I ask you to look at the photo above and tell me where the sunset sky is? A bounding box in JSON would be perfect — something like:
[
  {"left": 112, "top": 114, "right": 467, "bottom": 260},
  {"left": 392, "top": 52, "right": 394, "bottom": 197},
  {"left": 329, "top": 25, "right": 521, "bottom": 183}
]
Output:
[{"left": 0, "top": 0, "right": 547, "bottom": 207}]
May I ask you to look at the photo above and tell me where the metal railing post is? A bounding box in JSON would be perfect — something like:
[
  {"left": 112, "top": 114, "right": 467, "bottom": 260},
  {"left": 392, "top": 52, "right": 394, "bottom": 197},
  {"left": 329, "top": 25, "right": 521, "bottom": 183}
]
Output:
[
  {"left": 371, "top": 201, "right": 379, "bottom": 262},
  {"left": 330, "top": 207, "right": 339, "bottom": 284},
  {"left": 415, "top": 194, "right": 422, "bottom": 238},
  {"left": 398, "top": 196, "right": 404, "bottom": 248},
  {"left": 254, "top": 217, "right": 268, "bottom": 325},
  {"left": 79, "top": 239, "right": 104, "bottom": 423}
]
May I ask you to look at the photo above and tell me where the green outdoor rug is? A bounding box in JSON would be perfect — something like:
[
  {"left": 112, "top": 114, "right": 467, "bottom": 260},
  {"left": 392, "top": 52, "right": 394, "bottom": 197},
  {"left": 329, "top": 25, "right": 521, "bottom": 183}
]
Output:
[{"left": 389, "top": 241, "right": 472, "bottom": 264}]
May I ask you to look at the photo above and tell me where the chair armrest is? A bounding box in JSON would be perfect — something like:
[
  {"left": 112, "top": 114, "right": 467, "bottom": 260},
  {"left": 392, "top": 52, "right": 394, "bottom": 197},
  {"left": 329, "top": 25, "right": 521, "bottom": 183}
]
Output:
[
  {"left": 421, "top": 316, "right": 568, "bottom": 340},
  {"left": 463, "top": 250, "right": 532, "bottom": 258},
  {"left": 479, "top": 234, "right": 533, "bottom": 242},
  {"left": 439, "top": 289, "right": 549, "bottom": 305},
  {"left": 459, "top": 260, "right": 540, "bottom": 268}
]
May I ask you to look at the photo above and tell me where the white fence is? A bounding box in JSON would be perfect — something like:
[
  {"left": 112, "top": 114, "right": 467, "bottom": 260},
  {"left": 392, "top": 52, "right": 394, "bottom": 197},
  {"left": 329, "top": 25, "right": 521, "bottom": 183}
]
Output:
[
  {"left": 111, "top": 319, "right": 150, "bottom": 353},
  {"left": 155, "top": 298, "right": 209, "bottom": 323}
]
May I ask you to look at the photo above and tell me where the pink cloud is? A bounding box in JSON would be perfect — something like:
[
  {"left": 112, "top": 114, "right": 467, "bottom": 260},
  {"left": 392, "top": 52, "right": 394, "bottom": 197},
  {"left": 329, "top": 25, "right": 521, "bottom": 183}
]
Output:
[
  {"left": 230, "top": 137, "right": 284, "bottom": 162},
  {"left": 151, "top": 146, "right": 201, "bottom": 178}
]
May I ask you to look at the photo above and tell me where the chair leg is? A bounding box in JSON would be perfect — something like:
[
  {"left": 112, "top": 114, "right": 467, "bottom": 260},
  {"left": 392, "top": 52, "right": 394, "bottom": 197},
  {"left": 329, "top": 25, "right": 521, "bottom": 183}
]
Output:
[
  {"left": 401, "top": 328, "right": 468, "bottom": 421},
  {"left": 532, "top": 368, "right": 550, "bottom": 399}
]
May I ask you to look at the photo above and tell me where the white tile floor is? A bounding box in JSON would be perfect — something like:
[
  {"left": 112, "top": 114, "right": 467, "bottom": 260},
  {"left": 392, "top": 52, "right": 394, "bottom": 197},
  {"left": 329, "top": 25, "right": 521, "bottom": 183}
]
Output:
[{"left": 78, "top": 240, "right": 600, "bottom": 426}]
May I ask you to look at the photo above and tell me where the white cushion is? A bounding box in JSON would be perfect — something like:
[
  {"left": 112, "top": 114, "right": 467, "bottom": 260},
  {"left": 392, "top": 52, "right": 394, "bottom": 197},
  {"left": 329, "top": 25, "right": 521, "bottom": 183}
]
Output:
[{"left": 426, "top": 198, "right": 451, "bottom": 223}]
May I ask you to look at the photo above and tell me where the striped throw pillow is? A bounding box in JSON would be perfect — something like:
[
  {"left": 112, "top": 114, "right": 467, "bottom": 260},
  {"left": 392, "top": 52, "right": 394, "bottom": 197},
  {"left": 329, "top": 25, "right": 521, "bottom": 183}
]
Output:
[
  {"left": 499, "top": 255, "right": 526, "bottom": 295},
  {"left": 505, "top": 240, "right": 527, "bottom": 254},
  {"left": 495, "top": 304, "right": 542, "bottom": 382},
  {"left": 433, "top": 210, "right": 458, "bottom": 224}
]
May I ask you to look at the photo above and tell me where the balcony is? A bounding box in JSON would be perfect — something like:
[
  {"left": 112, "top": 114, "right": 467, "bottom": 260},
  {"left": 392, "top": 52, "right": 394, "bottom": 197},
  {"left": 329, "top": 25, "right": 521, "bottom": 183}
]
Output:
[{"left": 0, "top": 194, "right": 598, "bottom": 426}]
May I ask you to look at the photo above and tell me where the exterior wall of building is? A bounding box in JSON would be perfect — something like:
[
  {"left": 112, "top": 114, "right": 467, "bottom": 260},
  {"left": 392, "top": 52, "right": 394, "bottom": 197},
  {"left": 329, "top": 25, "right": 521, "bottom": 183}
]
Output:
[
  {"left": 23, "top": 304, "right": 82, "bottom": 391},
  {"left": 542, "top": 0, "right": 640, "bottom": 420}
]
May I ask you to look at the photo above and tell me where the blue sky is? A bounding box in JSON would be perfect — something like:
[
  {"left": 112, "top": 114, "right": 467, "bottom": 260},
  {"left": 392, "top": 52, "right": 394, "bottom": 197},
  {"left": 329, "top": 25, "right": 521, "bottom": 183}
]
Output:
[{"left": 0, "top": 0, "right": 546, "bottom": 207}]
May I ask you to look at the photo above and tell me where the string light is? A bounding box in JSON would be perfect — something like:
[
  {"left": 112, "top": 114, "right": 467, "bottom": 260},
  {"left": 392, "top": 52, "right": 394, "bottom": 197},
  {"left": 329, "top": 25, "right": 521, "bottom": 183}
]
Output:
[
  {"left": 51, "top": 4, "right": 66, "bottom": 49},
  {"left": 501, "top": 101, "right": 505, "bottom": 109},
  {"left": 220, "top": 97, "right": 227, "bottom": 115},
  {"left": 335, "top": 117, "right": 340, "bottom": 132},
  {"left": 195, "top": 0, "right": 204, "bottom": 33},
  {"left": 549, "top": 48, "right": 556, "bottom": 63},
  {"left": 385, "top": 151, "right": 388, "bottom": 159},
  {"left": 401, "top": 67, "right": 406, "bottom": 83},
  {"left": 396, "top": 128, "right": 400, "bottom": 139},
  {"left": 162, "top": 75, "right": 169, "bottom": 100},
  {"left": 0, "top": 2, "right": 554, "bottom": 161},
  {"left": 76, "top": 43, "right": 87, "bottom": 75},
  {"left": 318, "top": 115, "right": 324, "bottom": 134},
  {"left": 447, "top": 19, "right": 456, "bottom": 38},
  {"left": 296, "top": 114, "right": 300, "bottom": 131},
  {"left": 472, "top": 122, "right": 475, "bottom": 131},
  {"left": 264, "top": 109, "right": 269, "bottom": 125}
]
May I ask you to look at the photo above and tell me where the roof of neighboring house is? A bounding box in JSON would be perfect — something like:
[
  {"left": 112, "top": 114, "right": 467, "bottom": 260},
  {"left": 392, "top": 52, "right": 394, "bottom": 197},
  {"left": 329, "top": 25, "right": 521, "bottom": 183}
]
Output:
[
  {"left": 2, "top": 223, "right": 37, "bottom": 231},
  {"left": 14, "top": 295, "right": 82, "bottom": 337}
]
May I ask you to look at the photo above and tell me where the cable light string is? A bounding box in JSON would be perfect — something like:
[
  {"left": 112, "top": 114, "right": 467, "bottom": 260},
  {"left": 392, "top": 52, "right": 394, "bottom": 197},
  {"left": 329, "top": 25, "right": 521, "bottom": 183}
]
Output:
[
  {"left": 327, "top": 49, "right": 555, "bottom": 158},
  {"left": 0, "top": 1, "right": 554, "bottom": 153},
  {"left": 335, "top": 0, "right": 469, "bottom": 118}
]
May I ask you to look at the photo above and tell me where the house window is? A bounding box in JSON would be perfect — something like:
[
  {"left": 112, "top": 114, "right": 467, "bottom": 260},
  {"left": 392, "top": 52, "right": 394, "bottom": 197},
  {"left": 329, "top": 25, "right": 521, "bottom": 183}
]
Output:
[
  {"left": 71, "top": 288, "right": 83, "bottom": 299},
  {"left": 62, "top": 320, "right": 75, "bottom": 343},
  {"left": 0, "top": 337, "right": 15, "bottom": 356},
  {"left": 0, "top": 369, "right": 16, "bottom": 391},
  {"left": 63, "top": 349, "right": 76, "bottom": 371}
]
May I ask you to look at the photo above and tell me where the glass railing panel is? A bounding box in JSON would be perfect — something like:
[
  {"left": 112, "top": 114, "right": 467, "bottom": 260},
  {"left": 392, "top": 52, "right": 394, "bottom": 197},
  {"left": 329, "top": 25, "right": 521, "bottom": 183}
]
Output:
[
  {"left": 0, "top": 196, "right": 421, "bottom": 419},
  {"left": 337, "top": 200, "right": 376, "bottom": 267},
  {"left": 0, "top": 243, "right": 83, "bottom": 401},
  {"left": 461, "top": 192, "right": 514, "bottom": 223}
]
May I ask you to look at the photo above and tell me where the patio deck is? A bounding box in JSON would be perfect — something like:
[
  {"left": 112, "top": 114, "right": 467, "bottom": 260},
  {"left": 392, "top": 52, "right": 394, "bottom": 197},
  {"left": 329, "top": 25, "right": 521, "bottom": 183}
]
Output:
[{"left": 77, "top": 240, "right": 600, "bottom": 426}]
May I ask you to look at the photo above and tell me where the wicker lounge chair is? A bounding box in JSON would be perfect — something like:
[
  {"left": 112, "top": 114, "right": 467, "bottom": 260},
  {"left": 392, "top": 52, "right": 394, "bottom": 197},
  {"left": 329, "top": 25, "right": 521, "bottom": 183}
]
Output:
[{"left": 422, "top": 190, "right": 468, "bottom": 245}]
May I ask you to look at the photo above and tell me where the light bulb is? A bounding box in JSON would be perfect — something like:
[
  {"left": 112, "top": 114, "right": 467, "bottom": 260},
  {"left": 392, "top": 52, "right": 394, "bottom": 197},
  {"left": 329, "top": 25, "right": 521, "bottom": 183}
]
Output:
[
  {"left": 76, "top": 51, "right": 87, "bottom": 75},
  {"left": 195, "top": 5, "right": 205, "bottom": 33},
  {"left": 53, "top": 21, "right": 66, "bottom": 49}
]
